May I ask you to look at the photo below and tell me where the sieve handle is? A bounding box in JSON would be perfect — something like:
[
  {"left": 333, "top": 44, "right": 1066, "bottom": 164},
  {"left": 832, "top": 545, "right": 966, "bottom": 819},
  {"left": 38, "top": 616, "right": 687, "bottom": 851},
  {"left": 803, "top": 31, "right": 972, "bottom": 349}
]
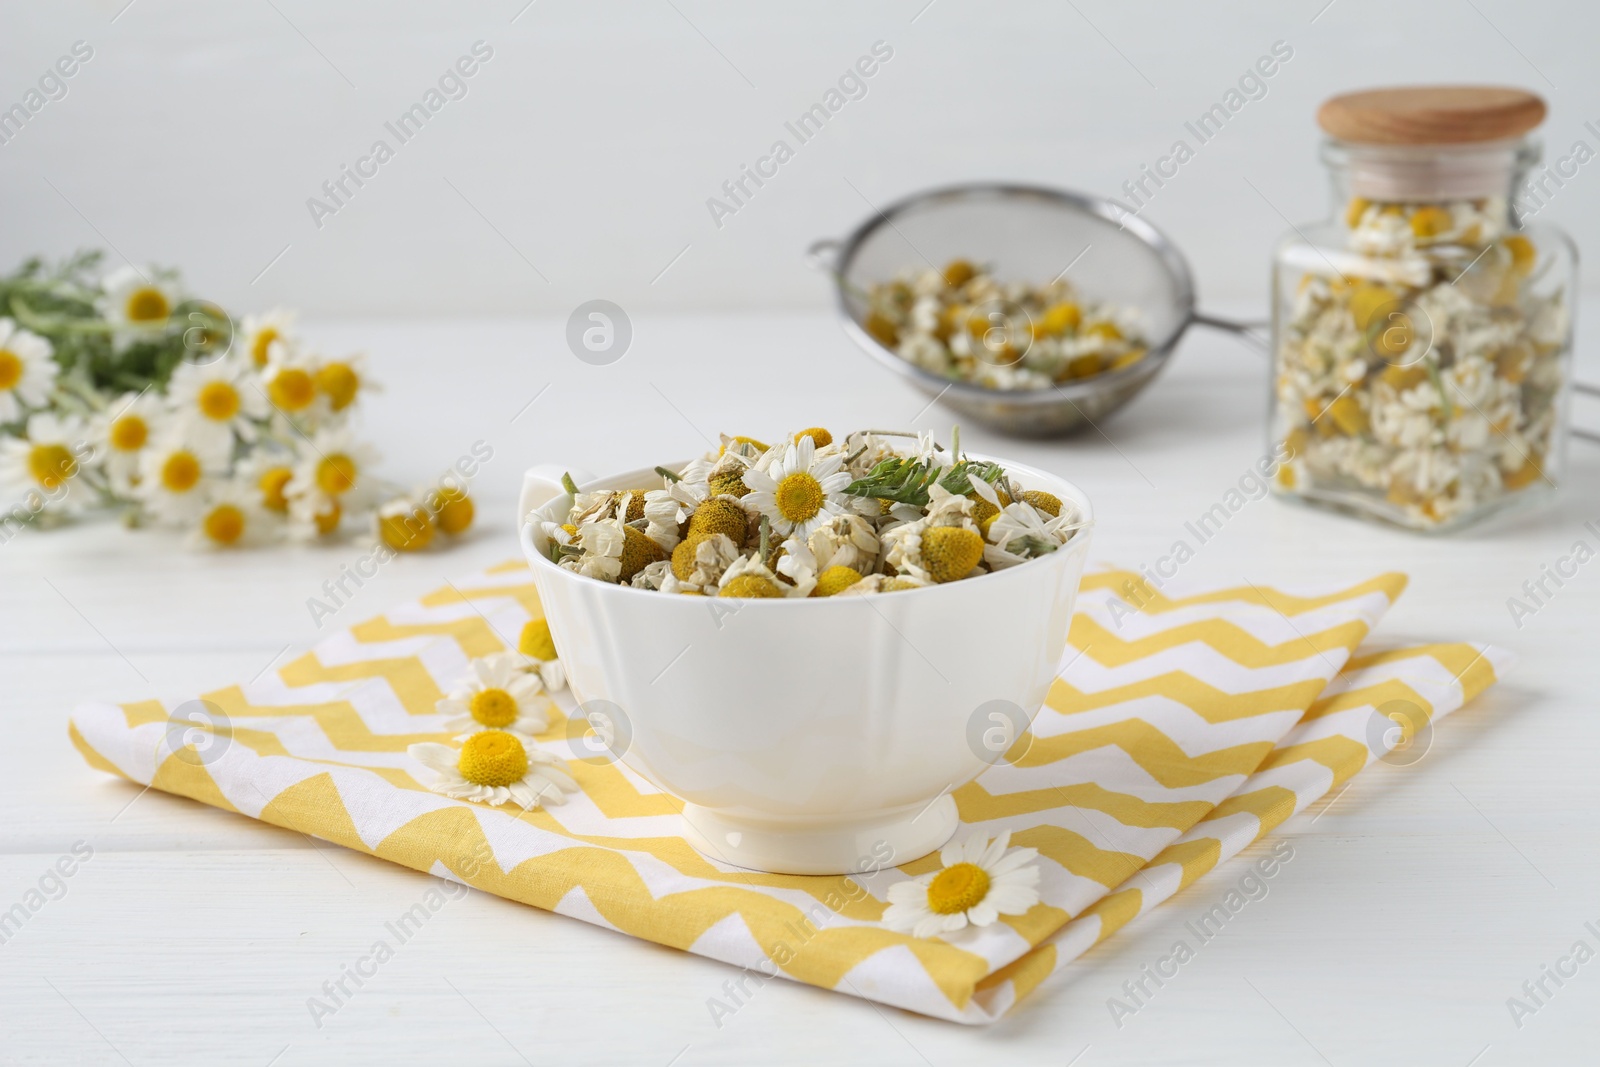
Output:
[
  {"left": 1189, "top": 311, "right": 1271, "bottom": 354},
  {"left": 805, "top": 238, "right": 841, "bottom": 272}
]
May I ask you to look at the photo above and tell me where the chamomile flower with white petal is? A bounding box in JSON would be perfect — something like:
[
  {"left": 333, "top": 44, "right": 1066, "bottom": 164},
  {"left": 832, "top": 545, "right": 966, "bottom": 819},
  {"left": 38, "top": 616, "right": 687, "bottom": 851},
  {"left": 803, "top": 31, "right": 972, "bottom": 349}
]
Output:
[
  {"left": 166, "top": 356, "right": 267, "bottom": 450},
  {"left": 438, "top": 654, "right": 549, "bottom": 738},
  {"left": 883, "top": 830, "right": 1041, "bottom": 939},
  {"left": 740, "top": 436, "right": 853, "bottom": 541},
  {"left": 284, "top": 427, "right": 381, "bottom": 525},
  {"left": 261, "top": 345, "right": 321, "bottom": 421},
  {"left": 99, "top": 266, "right": 179, "bottom": 344},
  {"left": 0, "top": 318, "right": 58, "bottom": 423},
  {"left": 237, "top": 449, "right": 298, "bottom": 520},
  {"left": 238, "top": 308, "right": 299, "bottom": 369},
  {"left": 516, "top": 619, "right": 567, "bottom": 692},
  {"left": 186, "top": 481, "right": 263, "bottom": 550},
  {"left": 311, "top": 351, "right": 375, "bottom": 413},
  {"left": 136, "top": 429, "right": 229, "bottom": 525},
  {"left": 89, "top": 391, "right": 164, "bottom": 494},
  {"left": 407, "top": 731, "right": 576, "bottom": 809},
  {"left": 0, "top": 412, "right": 92, "bottom": 518}
]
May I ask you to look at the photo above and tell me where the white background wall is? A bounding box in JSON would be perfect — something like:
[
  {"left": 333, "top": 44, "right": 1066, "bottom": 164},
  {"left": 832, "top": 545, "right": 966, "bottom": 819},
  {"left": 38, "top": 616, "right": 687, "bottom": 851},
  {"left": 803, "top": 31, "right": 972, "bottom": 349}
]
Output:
[{"left": 1, "top": 0, "right": 1596, "bottom": 317}]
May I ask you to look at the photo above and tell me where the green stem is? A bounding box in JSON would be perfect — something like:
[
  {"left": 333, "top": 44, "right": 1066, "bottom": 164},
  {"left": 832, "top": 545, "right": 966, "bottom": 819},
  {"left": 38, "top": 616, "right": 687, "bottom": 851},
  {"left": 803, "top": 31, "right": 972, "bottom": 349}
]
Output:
[
  {"left": 561, "top": 472, "right": 581, "bottom": 496},
  {"left": 654, "top": 465, "right": 681, "bottom": 483},
  {"left": 759, "top": 514, "right": 770, "bottom": 562}
]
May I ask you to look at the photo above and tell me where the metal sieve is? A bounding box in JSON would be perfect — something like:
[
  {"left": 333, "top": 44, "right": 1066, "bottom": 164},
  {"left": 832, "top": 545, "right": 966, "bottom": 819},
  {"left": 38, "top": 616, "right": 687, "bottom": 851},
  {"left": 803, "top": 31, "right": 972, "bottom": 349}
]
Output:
[{"left": 807, "top": 182, "right": 1263, "bottom": 437}]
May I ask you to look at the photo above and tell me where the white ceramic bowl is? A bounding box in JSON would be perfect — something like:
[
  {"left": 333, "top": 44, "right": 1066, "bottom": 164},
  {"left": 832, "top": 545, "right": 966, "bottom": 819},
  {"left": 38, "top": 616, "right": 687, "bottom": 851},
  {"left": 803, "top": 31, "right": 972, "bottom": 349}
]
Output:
[{"left": 518, "top": 455, "right": 1093, "bottom": 874}]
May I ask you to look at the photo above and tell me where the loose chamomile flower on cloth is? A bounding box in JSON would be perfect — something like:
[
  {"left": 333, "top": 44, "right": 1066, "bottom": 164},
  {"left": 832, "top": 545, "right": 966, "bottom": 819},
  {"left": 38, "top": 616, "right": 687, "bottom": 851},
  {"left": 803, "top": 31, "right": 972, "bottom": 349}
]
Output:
[
  {"left": 741, "top": 436, "right": 852, "bottom": 541},
  {"left": 99, "top": 265, "right": 180, "bottom": 344},
  {"left": 883, "top": 830, "right": 1041, "bottom": 939},
  {"left": 136, "top": 428, "right": 230, "bottom": 525},
  {"left": 166, "top": 356, "right": 268, "bottom": 451},
  {"left": 0, "top": 318, "right": 58, "bottom": 423},
  {"left": 0, "top": 412, "right": 92, "bottom": 517},
  {"left": 89, "top": 391, "right": 165, "bottom": 495},
  {"left": 437, "top": 654, "right": 549, "bottom": 738},
  {"left": 186, "top": 481, "right": 264, "bottom": 550},
  {"left": 516, "top": 619, "right": 566, "bottom": 692},
  {"left": 238, "top": 308, "right": 299, "bottom": 369},
  {"left": 375, "top": 495, "right": 435, "bottom": 553},
  {"left": 406, "top": 731, "right": 576, "bottom": 809}
]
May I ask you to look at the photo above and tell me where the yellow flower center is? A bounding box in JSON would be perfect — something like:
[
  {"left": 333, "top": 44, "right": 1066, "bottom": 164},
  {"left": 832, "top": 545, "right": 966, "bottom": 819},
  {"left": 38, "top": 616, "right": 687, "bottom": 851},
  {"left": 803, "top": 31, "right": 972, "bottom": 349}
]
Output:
[
  {"left": 313, "top": 501, "right": 341, "bottom": 536},
  {"left": 250, "top": 327, "right": 280, "bottom": 367},
  {"left": 927, "top": 862, "right": 991, "bottom": 915},
  {"left": 28, "top": 443, "right": 77, "bottom": 490},
  {"left": 203, "top": 504, "right": 245, "bottom": 545},
  {"left": 433, "top": 487, "right": 474, "bottom": 535},
  {"left": 315, "top": 453, "right": 357, "bottom": 495},
  {"left": 197, "top": 380, "right": 240, "bottom": 422},
  {"left": 457, "top": 730, "right": 528, "bottom": 788},
  {"left": 314, "top": 362, "right": 360, "bottom": 410},
  {"left": 920, "top": 526, "right": 985, "bottom": 583},
  {"left": 0, "top": 350, "right": 21, "bottom": 390},
  {"left": 519, "top": 619, "right": 557, "bottom": 661},
  {"left": 469, "top": 687, "right": 519, "bottom": 728},
  {"left": 109, "top": 414, "right": 148, "bottom": 452},
  {"left": 269, "top": 367, "right": 316, "bottom": 412},
  {"left": 161, "top": 451, "right": 202, "bottom": 493},
  {"left": 258, "top": 466, "right": 293, "bottom": 512},
  {"left": 379, "top": 504, "right": 434, "bottom": 552},
  {"left": 774, "top": 471, "right": 823, "bottom": 524},
  {"left": 125, "top": 286, "right": 170, "bottom": 323},
  {"left": 719, "top": 574, "right": 784, "bottom": 598},
  {"left": 794, "top": 427, "right": 833, "bottom": 447}
]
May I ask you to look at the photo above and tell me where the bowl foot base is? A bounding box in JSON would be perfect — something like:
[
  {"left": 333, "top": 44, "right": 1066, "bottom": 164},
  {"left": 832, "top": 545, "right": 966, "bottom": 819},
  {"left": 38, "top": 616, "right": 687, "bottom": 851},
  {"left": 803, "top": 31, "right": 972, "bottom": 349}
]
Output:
[{"left": 679, "top": 795, "right": 959, "bottom": 876}]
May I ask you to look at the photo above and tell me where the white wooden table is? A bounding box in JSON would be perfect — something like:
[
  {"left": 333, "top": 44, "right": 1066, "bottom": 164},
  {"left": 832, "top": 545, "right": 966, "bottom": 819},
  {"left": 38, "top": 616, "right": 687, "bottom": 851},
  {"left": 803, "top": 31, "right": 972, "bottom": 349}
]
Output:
[{"left": 4, "top": 307, "right": 1597, "bottom": 1065}]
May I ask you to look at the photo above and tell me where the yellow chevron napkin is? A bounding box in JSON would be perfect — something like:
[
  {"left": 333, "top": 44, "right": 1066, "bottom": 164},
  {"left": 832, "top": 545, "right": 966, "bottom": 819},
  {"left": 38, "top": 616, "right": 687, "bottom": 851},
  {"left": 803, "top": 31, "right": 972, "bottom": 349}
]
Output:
[{"left": 69, "top": 561, "right": 1506, "bottom": 1024}]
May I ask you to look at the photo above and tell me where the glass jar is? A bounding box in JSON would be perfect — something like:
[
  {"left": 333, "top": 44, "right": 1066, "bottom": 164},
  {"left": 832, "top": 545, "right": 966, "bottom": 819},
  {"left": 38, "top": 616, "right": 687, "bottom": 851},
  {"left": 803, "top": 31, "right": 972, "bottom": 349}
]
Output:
[{"left": 1268, "top": 87, "right": 1576, "bottom": 532}]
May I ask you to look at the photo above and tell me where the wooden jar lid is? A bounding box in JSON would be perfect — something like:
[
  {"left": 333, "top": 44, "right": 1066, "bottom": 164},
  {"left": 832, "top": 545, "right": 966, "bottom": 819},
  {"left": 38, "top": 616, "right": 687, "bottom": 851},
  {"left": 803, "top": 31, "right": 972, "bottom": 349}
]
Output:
[{"left": 1318, "top": 86, "right": 1545, "bottom": 145}]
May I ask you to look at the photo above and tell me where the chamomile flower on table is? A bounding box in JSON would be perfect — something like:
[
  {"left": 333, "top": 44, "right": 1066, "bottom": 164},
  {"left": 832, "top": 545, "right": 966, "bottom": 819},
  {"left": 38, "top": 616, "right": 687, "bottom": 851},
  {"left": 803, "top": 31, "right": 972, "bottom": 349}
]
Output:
[
  {"left": 740, "top": 435, "right": 853, "bottom": 541},
  {"left": 883, "top": 830, "right": 1042, "bottom": 939},
  {"left": 237, "top": 449, "right": 297, "bottom": 521},
  {"left": 98, "top": 265, "right": 180, "bottom": 345},
  {"left": 437, "top": 654, "right": 550, "bottom": 738},
  {"left": 261, "top": 345, "right": 321, "bottom": 422},
  {"left": 0, "top": 412, "right": 92, "bottom": 518},
  {"left": 186, "top": 481, "right": 264, "bottom": 550},
  {"left": 237, "top": 308, "right": 299, "bottom": 369},
  {"left": 136, "top": 429, "right": 229, "bottom": 525},
  {"left": 89, "top": 391, "right": 165, "bottom": 495},
  {"left": 0, "top": 318, "right": 58, "bottom": 423},
  {"left": 312, "top": 351, "right": 375, "bottom": 413},
  {"left": 166, "top": 356, "right": 267, "bottom": 451},
  {"left": 284, "top": 427, "right": 381, "bottom": 525},
  {"left": 407, "top": 730, "right": 576, "bottom": 809}
]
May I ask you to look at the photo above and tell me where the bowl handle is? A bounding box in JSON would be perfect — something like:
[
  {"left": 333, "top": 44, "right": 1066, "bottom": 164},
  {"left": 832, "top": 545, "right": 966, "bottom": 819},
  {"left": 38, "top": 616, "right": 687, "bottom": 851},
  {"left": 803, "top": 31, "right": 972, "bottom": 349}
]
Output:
[{"left": 518, "top": 464, "right": 595, "bottom": 528}]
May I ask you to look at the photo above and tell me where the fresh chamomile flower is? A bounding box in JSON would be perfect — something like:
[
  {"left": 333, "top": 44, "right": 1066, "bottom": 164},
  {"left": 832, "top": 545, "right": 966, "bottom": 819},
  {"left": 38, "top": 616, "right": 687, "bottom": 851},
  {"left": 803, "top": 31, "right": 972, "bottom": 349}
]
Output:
[
  {"left": 516, "top": 619, "right": 566, "bottom": 692},
  {"left": 883, "top": 830, "right": 1041, "bottom": 938},
  {"left": 0, "top": 318, "right": 58, "bottom": 423},
  {"left": 261, "top": 345, "right": 321, "bottom": 420},
  {"left": 313, "top": 351, "right": 374, "bottom": 412},
  {"left": 375, "top": 495, "right": 435, "bottom": 552},
  {"left": 136, "top": 429, "right": 229, "bottom": 525},
  {"left": 740, "top": 435, "right": 852, "bottom": 540},
  {"left": 438, "top": 654, "right": 550, "bottom": 738},
  {"left": 406, "top": 731, "right": 576, "bottom": 809},
  {"left": 166, "top": 356, "right": 268, "bottom": 450},
  {"left": 89, "top": 391, "right": 164, "bottom": 494},
  {"left": 0, "top": 412, "right": 92, "bottom": 517},
  {"left": 186, "top": 481, "right": 264, "bottom": 550},
  {"left": 99, "top": 265, "right": 179, "bottom": 343},
  {"left": 238, "top": 450, "right": 298, "bottom": 519},
  {"left": 284, "top": 427, "right": 381, "bottom": 522},
  {"left": 238, "top": 308, "right": 299, "bottom": 369}
]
